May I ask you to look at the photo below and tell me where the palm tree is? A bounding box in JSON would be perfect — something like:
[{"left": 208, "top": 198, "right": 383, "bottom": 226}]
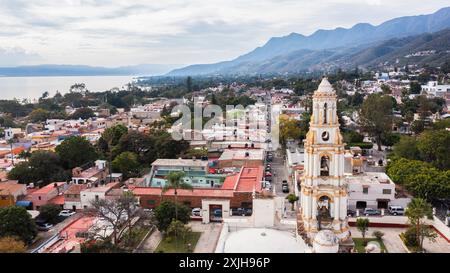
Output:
[
  {"left": 162, "top": 171, "right": 192, "bottom": 222},
  {"left": 7, "top": 138, "right": 15, "bottom": 166},
  {"left": 356, "top": 217, "right": 370, "bottom": 245},
  {"left": 405, "top": 198, "right": 435, "bottom": 251}
]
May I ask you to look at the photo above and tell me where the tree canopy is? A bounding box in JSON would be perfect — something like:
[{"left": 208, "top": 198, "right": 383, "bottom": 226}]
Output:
[
  {"left": 154, "top": 201, "right": 190, "bottom": 232},
  {"left": 56, "top": 136, "right": 98, "bottom": 169},
  {"left": 0, "top": 206, "right": 37, "bottom": 244},
  {"left": 358, "top": 94, "right": 393, "bottom": 151}
]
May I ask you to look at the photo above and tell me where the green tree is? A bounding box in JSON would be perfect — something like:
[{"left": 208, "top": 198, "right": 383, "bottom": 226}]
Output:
[
  {"left": 381, "top": 132, "right": 400, "bottom": 147},
  {"left": 56, "top": 136, "right": 98, "bottom": 169},
  {"left": 28, "top": 108, "right": 50, "bottom": 123},
  {"left": 405, "top": 198, "right": 436, "bottom": 252},
  {"left": 392, "top": 136, "right": 420, "bottom": 160},
  {"left": 186, "top": 76, "right": 193, "bottom": 93},
  {"left": 97, "top": 124, "right": 128, "bottom": 157},
  {"left": 117, "top": 130, "right": 154, "bottom": 164},
  {"left": 411, "top": 120, "right": 425, "bottom": 134},
  {"left": 409, "top": 81, "right": 422, "bottom": 94},
  {"left": 162, "top": 171, "right": 192, "bottom": 223},
  {"left": 416, "top": 129, "right": 450, "bottom": 170},
  {"left": 358, "top": 94, "right": 393, "bottom": 151},
  {"left": 356, "top": 217, "right": 370, "bottom": 245},
  {"left": 386, "top": 158, "right": 431, "bottom": 185},
  {"left": 70, "top": 107, "right": 95, "bottom": 120},
  {"left": 405, "top": 170, "right": 450, "bottom": 200},
  {"left": 112, "top": 152, "right": 140, "bottom": 179},
  {"left": 343, "top": 130, "right": 364, "bottom": 144},
  {"left": 279, "top": 116, "right": 302, "bottom": 146},
  {"left": 166, "top": 219, "right": 192, "bottom": 243},
  {"left": 381, "top": 84, "right": 391, "bottom": 94},
  {"left": 154, "top": 201, "right": 191, "bottom": 232},
  {"left": 0, "top": 206, "right": 37, "bottom": 244},
  {"left": 38, "top": 204, "right": 62, "bottom": 224},
  {"left": 286, "top": 194, "right": 299, "bottom": 211},
  {"left": 7, "top": 151, "right": 68, "bottom": 185}
]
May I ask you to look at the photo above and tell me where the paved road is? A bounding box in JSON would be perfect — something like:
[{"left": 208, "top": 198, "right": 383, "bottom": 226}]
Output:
[
  {"left": 190, "top": 222, "right": 222, "bottom": 253},
  {"left": 138, "top": 229, "right": 162, "bottom": 253},
  {"left": 27, "top": 213, "right": 82, "bottom": 252},
  {"left": 268, "top": 150, "right": 289, "bottom": 198}
]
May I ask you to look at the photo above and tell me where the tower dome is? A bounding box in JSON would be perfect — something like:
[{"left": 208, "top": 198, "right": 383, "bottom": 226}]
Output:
[
  {"left": 316, "top": 78, "right": 334, "bottom": 94},
  {"left": 312, "top": 230, "right": 339, "bottom": 253}
]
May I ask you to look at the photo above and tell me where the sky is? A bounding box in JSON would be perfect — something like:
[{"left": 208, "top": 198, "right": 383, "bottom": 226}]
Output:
[{"left": 0, "top": 0, "right": 449, "bottom": 67}]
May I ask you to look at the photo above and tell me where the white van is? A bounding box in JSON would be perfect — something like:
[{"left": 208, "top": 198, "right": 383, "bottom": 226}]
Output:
[{"left": 388, "top": 205, "right": 405, "bottom": 216}]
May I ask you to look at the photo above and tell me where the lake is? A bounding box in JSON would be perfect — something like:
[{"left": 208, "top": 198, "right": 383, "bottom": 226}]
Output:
[{"left": 0, "top": 75, "right": 135, "bottom": 101}]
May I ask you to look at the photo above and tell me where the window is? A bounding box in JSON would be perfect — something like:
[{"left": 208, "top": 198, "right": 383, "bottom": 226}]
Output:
[
  {"left": 320, "top": 156, "right": 330, "bottom": 176},
  {"left": 363, "top": 187, "right": 369, "bottom": 194},
  {"left": 38, "top": 196, "right": 41, "bottom": 200},
  {"left": 147, "top": 200, "right": 155, "bottom": 205},
  {"left": 382, "top": 189, "right": 391, "bottom": 194},
  {"left": 95, "top": 195, "right": 99, "bottom": 201},
  {"left": 323, "top": 103, "right": 328, "bottom": 124}
]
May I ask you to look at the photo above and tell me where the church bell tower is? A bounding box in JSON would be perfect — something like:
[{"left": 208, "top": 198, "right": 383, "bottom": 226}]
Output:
[{"left": 299, "top": 78, "right": 350, "bottom": 245}]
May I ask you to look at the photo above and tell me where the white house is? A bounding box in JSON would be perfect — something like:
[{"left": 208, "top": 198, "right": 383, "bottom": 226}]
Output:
[
  {"left": 421, "top": 81, "right": 450, "bottom": 98},
  {"left": 79, "top": 182, "right": 119, "bottom": 209},
  {"left": 345, "top": 172, "right": 396, "bottom": 210}
]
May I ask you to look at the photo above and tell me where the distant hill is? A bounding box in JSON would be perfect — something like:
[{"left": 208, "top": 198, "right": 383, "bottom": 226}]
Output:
[
  {"left": 0, "top": 64, "right": 182, "bottom": 77},
  {"left": 168, "top": 7, "right": 450, "bottom": 76}
]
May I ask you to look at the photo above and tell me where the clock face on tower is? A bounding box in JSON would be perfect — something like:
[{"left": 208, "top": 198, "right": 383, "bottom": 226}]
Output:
[{"left": 321, "top": 131, "right": 330, "bottom": 141}]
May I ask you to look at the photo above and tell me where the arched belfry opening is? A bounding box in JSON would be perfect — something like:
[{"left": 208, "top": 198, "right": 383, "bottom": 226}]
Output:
[
  {"left": 323, "top": 103, "right": 328, "bottom": 124},
  {"left": 320, "top": 155, "right": 330, "bottom": 176},
  {"left": 317, "top": 195, "right": 333, "bottom": 230}
]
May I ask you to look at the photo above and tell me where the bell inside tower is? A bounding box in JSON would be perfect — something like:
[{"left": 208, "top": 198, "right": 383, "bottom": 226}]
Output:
[{"left": 320, "top": 155, "right": 330, "bottom": 176}]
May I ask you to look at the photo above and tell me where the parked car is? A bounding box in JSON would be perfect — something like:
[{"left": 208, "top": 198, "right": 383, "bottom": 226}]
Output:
[
  {"left": 265, "top": 166, "right": 272, "bottom": 172},
  {"left": 282, "top": 180, "right": 288, "bottom": 185},
  {"left": 363, "top": 208, "right": 381, "bottom": 216},
  {"left": 347, "top": 209, "right": 356, "bottom": 217},
  {"left": 58, "top": 210, "right": 76, "bottom": 217},
  {"left": 265, "top": 172, "right": 272, "bottom": 177},
  {"left": 192, "top": 208, "right": 202, "bottom": 216},
  {"left": 36, "top": 222, "right": 53, "bottom": 231},
  {"left": 388, "top": 206, "right": 405, "bottom": 216},
  {"left": 213, "top": 209, "right": 222, "bottom": 218},
  {"left": 282, "top": 184, "right": 289, "bottom": 193},
  {"left": 231, "top": 208, "right": 252, "bottom": 216}
]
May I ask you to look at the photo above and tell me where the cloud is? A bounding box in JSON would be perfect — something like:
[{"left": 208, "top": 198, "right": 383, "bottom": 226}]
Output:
[
  {"left": 0, "top": 47, "right": 42, "bottom": 66},
  {"left": 0, "top": 0, "right": 448, "bottom": 66}
]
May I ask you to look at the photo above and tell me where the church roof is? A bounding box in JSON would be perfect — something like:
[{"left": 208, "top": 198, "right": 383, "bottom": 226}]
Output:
[{"left": 316, "top": 78, "right": 335, "bottom": 94}]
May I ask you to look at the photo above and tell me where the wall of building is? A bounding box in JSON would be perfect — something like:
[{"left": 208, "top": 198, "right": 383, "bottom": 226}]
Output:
[
  {"left": 347, "top": 182, "right": 395, "bottom": 209},
  {"left": 252, "top": 198, "right": 275, "bottom": 227},
  {"left": 80, "top": 191, "right": 107, "bottom": 209}
]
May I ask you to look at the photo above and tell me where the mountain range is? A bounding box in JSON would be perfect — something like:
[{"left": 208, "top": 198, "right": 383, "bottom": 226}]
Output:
[
  {"left": 0, "top": 64, "right": 182, "bottom": 77},
  {"left": 168, "top": 7, "right": 450, "bottom": 76}
]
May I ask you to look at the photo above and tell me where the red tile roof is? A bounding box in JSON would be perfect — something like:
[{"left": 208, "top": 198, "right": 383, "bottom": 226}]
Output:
[
  {"left": 235, "top": 165, "right": 263, "bottom": 192},
  {"left": 32, "top": 182, "right": 66, "bottom": 195},
  {"left": 49, "top": 194, "right": 65, "bottom": 205},
  {"left": 221, "top": 174, "right": 239, "bottom": 190}
]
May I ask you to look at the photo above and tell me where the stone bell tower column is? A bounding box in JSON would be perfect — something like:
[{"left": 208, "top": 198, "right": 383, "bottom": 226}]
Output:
[{"left": 299, "top": 78, "right": 350, "bottom": 244}]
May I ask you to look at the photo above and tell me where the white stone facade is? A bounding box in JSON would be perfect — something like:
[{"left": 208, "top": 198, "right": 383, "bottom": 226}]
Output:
[{"left": 300, "top": 78, "right": 350, "bottom": 243}]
